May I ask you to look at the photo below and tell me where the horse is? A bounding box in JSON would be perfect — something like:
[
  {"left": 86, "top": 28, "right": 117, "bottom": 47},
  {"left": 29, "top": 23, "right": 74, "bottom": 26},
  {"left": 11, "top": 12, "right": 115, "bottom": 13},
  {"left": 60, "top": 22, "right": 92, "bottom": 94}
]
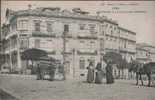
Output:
[{"left": 129, "top": 61, "right": 155, "bottom": 87}]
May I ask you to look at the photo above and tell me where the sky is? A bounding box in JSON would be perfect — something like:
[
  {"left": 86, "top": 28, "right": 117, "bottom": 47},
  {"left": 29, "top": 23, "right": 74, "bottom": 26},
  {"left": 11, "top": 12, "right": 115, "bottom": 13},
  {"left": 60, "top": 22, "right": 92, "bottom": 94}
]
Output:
[{"left": 1, "top": 1, "right": 155, "bottom": 46}]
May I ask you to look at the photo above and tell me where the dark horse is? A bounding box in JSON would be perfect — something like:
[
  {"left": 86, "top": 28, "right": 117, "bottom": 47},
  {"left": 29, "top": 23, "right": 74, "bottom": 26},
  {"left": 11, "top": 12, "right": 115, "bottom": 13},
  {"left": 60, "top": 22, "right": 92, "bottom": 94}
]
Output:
[{"left": 129, "top": 61, "right": 155, "bottom": 87}]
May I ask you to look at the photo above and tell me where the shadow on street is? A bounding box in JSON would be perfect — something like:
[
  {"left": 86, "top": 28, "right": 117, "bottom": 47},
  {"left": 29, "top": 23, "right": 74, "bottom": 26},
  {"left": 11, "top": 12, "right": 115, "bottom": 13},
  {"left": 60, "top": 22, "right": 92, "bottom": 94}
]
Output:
[{"left": 0, "top": 89, "right": 18, "bottom": 100}]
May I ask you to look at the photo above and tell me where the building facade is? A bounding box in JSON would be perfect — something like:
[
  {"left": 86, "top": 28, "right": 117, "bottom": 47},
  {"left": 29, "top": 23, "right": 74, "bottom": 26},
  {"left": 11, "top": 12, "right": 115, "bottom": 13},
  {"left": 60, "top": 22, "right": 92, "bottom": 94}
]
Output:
[
  {"left": 136, "top": 43, "right": 155, "bottom": 63},
  {"left": 1, "top": 7, "right": 137, "bottom": 79},
  {"left": 117, "top": 27, "right": 136, "bottom": 79}
]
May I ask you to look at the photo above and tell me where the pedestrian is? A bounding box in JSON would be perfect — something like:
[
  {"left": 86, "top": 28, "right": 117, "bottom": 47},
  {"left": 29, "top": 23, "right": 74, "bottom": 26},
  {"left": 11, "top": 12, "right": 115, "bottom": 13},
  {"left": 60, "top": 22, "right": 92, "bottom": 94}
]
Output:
[
  {"left": 86, "top": 62, "right": 94, "bottom": 83},
  {"left": 49, "top": 64, "right": 56, "bottom": 81},
  {"left": 105, "top": 60, "right": 114, "bottom": 84},
  {"left": 58, "top": 63, "right": 65, "bottom": 80},
  {"left": 95, "top": 62, "right": 104, "bottom": 84},
  {"left": 36, "top": 63, "right": 42, "bottom": 80}
]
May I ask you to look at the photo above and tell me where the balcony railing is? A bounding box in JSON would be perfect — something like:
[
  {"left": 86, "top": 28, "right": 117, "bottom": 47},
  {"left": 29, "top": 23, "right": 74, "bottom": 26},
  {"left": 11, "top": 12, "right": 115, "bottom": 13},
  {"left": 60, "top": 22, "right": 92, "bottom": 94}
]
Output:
[
  {"left": 77, "top": 50, "right": 97, "bottom": 55},
  {"left": 77, "top": 34, "right": 98, "bottom": 39},
  {"left": 32, "top": 31, "right": 56, "bottom": 37}
]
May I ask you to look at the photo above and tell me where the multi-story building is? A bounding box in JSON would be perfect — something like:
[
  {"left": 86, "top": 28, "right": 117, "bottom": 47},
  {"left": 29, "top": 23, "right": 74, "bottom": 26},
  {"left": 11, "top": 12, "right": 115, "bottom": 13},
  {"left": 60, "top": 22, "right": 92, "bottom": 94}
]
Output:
[
  {"left": 118, "top": 27, "right": 136, "bottom": 62},
  {"left": 1, "top": 24, "right": 9, "bottom": 70},
  {"left": 104, "top": 19, "right": 119, "bottom": 53},
  {"left": 136, "top": 43, "right": 155, "bottom": 63},
  {"left": 105, "top": 26, "right": 136, "bottom": 79},
  {"left": 117, "top": 27, "right": 136, "bottom": 79},
  {"left": 0, "top": 26, "right": 3, "bottom": 68},
  {"left": 1, "top": 7, "right": 137, "bottom": 79}
]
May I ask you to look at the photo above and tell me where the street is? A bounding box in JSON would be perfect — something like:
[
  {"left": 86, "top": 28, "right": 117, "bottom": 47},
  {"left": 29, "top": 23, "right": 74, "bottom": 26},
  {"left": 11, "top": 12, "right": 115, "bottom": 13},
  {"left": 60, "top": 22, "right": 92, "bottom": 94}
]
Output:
[{"left": 0, "top": 74, "right": 155, "bottom": 100}]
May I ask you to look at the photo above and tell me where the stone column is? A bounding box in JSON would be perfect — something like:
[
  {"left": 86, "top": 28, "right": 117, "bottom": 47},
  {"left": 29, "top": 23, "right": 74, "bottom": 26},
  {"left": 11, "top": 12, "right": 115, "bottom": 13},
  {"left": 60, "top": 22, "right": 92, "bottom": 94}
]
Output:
[
  {"left": 17, "top": 33, "right": 22, "bottom": 74},
  {"left": 9, "top": 38, "right": 13, "bottom": 72}
]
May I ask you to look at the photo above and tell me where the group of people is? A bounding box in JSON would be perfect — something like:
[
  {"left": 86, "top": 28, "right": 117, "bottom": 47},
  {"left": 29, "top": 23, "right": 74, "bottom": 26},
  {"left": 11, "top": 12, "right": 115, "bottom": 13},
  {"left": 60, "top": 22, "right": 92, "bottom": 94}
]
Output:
[{"left": 86, "top": 60, "right": 114, "bottom": 84}]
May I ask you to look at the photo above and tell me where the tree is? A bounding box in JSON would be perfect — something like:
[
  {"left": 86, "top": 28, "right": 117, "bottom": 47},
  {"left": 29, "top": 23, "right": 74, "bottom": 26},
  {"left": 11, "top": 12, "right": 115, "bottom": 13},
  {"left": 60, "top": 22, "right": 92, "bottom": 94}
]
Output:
[
  {"left": 103, "top": 52, "right": 122, "bottom": 64},
  {"left": 103, "top": 52, "right": 129, "bottom": 79}
]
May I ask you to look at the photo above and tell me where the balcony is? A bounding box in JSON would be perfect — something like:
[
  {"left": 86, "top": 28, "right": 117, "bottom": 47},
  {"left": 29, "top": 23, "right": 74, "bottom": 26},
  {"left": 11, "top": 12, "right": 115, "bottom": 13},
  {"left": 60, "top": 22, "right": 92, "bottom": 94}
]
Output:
[
  {"left": 32, "top": 31, "right": 56, "bottom": 37},
  {"left": 77, "top": 49, "right": 97, "bottom": 55},
  {"left": 10, "top": 47, "right": 18, "bottom": 52},
  {"left": 61, "top": 33, "right": 73, "bottom": 38},
  {"left": 119, "top": 48, "right": 136, "bottom": 54},
  {"left": 119, "top": 47, "right": 127, "bottom": 53},
  {"left": 77, "top": 34, "right": 97, "bottom": 39}
]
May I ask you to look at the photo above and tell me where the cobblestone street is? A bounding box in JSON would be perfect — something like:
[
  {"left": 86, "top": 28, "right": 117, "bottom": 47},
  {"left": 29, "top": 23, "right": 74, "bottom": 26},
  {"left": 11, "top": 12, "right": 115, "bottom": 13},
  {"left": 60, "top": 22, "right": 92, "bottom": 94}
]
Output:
[{"left": 0, "top": 74, "right": 155, "bottom": 100}]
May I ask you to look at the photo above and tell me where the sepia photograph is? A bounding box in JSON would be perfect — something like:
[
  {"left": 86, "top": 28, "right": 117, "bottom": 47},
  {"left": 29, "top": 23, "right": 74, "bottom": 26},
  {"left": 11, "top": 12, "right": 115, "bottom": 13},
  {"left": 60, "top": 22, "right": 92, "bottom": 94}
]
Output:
[{"left": 0, "top": 0, "right": 155, "bottom": 100}]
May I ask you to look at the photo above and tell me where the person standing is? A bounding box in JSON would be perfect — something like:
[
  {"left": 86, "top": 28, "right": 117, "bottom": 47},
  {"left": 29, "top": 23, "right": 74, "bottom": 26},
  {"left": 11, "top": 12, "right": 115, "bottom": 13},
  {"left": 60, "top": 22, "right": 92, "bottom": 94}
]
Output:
[
  {"left": 95, "top": 62, "right": 104, "bottom": 84},
  {"left": 86, "top": 62, "right": 94, "bottom": 83},
  {"left": 36, "top": 63, "right": 42, "bottom": 80},
  {"left": 105, "top": 60, "right": 114, "bottom": 84},
  {"left": 49, "top": 64, "right": 56, "bottom": 81}
]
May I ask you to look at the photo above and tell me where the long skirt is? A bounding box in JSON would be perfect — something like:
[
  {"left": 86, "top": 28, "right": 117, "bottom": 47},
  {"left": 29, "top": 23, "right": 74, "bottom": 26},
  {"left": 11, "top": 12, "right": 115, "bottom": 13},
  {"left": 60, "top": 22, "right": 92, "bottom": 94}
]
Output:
[
  {"left": 87, "top": 69, "right": 94, "bottom": 83},
  {"left": 95, "top": 71, "right": 103, "bottom": 84},
  {"left": 106, "top": 72, "right": 114, "bottom": 84}
]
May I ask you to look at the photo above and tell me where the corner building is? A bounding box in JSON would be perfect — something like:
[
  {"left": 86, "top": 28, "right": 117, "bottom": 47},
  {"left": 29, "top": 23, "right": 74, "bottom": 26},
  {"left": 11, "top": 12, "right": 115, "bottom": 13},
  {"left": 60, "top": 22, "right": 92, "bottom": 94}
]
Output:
[{"left": 1, "top": 7, "right": 136, "bottom": 79}]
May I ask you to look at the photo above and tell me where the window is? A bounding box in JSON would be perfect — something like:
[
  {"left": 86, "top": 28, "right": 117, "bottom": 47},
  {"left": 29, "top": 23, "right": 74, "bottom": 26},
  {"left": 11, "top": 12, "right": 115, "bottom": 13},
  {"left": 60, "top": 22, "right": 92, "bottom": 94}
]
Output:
[
  {"left": 34, "top": 21, "right": 41, "bottom": 31},
  {"left": 110, "top": 25, "right": 113, "bottom": 29},
  {"left": 66, "top": 61, "right": 70, "bottom": 73},
  {"left": 118, "top": 30, "right": 120, "bottom": 33},
  {"left": 90, "top": 41, "right": 95, "bottom": 44},
  {"left": 35, "top": 39, "right": 40, "bottom": 48},
  {"left": 124, "top": 43, "right": 126, "bottom": 48},
  {"left": 114, "top": 27, "right": 116, "bottom": 30},
  {"left": 64, "top": 24, "right": 69, "bottom": 32},
  {"left": 102, "top": 31, "right": 104, "bottom": 35},
  {"left": 80, "top": 40, "right": 85, "bottom": 43},
  {"left": 113, "top": 37, "right": 116, "bottom": 42},
  {"left": 79, "top": 57, "right": 85, "bottom": 69},
  {"left": 12, "top": 22, "right": 17, "bottom": 31},
  {"left": 110, "top": 37, "right": 112, "bottom": 41},
  {"left": 89, "top": 24, "right": 96, "bottom": 34},
  {"left": 89, "top": 41, "right": 95, "bottom": 48},
  {"left": 47, "top": 22, "right": 53, "bottom": 32},
  {"left": 105, "top": 24, "right": 108, "bottom": 27},
  {"left": 79, "top": 24, "right": 86, "bottom": 30},
  {"left": 18, "top": 20, "right": 28, "bottom": 30},
  {"left": 111, "top": 30, "right": 113, "bottom": 34},
  {"left": 20, "top": 38, "right": 28, "bottom": 49},
  {"left": 79, "top": 40, "right": 85, "bottom": 48},
  {"left": 100, "top": 39, "right": 104, "bottom": 49},
  {"left": 102, "top": 25, "right": 105, "bottom": 28}
]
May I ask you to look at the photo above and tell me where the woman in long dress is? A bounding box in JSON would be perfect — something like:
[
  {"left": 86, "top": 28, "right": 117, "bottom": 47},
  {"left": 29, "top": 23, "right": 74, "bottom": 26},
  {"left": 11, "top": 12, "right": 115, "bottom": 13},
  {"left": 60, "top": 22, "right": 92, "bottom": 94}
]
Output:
[
  {"left": 95, "top": 62, "right": 104, "bottom": 84},
  {"left": 86, "top": 62, "right": 94, "bottom": 83}
]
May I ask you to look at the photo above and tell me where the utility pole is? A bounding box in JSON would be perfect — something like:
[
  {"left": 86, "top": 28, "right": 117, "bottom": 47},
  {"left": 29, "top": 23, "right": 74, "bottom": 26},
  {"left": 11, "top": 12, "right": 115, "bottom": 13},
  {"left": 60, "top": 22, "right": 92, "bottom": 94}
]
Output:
[
  {"left": 17, "top": 31, "right": 21, "bottom": 74},
  {"left": 72, "top": 48, "right": 75, "bottom": 77}
]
